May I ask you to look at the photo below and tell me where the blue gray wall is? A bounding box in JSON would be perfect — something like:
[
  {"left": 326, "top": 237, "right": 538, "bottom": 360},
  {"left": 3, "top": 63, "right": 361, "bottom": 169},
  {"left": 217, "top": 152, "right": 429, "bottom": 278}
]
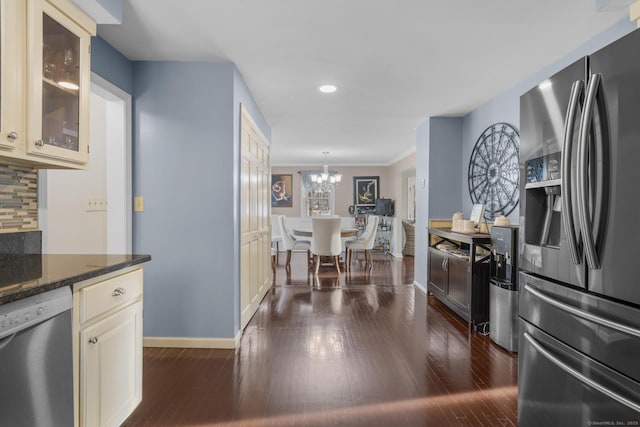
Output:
[
  {"left": 92, "top": 36, "right": 271, "bottom": 339},
  {"left": 90, "top": 35, "right": 133, "bottom": 93},
  {"left": 131, "top": 62, "right": 269, "bottom": 339},
  {"left": 428, "top": 118, "right": 463, "bottom": 219},
  {"left": 133, "top": 62, "right": 236, "bottom": 339},
  {"left": 414, "top": 117, "right": 463, "bottom": 288}
]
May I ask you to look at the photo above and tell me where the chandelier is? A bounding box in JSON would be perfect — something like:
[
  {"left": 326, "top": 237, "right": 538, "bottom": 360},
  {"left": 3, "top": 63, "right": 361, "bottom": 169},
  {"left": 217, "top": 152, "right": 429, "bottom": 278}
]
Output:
[{"left": 309, "top": 152, "right": 342, "bottom": 192}]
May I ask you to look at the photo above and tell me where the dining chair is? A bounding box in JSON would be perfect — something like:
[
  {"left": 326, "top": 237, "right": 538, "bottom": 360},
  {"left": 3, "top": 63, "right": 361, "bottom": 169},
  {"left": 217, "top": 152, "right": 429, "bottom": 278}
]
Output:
[
  {"left": 311, "top": 216, "right": 342, "bottom": 275},
  {"left": 345, "top": 215, "right": 380, "bottom": 271},
  {"left": 277, "top": 215, "right": 311, "bottom": 270},
  {"left": 402, "top": 220, "right": 415, "bottom": 256},
  {"left": 271, "top": 215, "right": 283, "bottom": 263},
  {"left": 271, "top": 247, "right": 277, "bottom": 275}
]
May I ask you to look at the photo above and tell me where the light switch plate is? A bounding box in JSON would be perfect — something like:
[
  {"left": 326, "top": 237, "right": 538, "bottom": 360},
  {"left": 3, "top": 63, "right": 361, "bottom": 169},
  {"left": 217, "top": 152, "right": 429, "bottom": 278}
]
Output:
[
  {"left": 86, "top": 195, "right": 107, "bottom": 212},
  {"left": 134, "top": 196, "right": 144, "bottom": 212}
]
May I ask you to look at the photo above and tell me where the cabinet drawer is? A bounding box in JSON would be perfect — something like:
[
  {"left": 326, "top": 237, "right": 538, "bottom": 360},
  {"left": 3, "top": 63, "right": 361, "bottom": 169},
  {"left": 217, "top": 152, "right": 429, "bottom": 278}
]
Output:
[{"left": 79, "top": 269, "right": 143, "bottom": 324}]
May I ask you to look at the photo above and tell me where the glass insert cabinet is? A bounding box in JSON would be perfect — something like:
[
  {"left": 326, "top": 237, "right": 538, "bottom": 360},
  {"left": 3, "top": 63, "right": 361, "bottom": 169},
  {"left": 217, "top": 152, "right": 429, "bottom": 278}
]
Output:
[
  {"left": 0, "top": 0, "right": 95, "bottom": 168},
  {"left": 27, "top": 0, "right": 92, "bottom": 165}
]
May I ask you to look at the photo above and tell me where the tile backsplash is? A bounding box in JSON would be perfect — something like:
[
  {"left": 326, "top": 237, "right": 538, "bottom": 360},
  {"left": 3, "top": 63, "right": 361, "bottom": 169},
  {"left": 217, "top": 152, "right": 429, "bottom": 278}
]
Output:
[{"left": 0, "top": 164, "right": 38, "bottom": 232}]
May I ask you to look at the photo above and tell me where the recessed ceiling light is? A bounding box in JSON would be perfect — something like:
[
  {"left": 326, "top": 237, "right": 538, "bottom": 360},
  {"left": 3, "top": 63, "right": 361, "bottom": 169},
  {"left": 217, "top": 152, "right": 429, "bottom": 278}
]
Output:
[{"left": 318, "top": 84, "right": 337, "bottom": 93}]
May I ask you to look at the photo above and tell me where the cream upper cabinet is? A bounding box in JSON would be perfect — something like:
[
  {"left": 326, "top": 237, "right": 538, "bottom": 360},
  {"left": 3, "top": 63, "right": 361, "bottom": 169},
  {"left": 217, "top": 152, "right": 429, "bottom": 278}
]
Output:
[
  {"left": 0, "top": 0, "right": 23, "bottom": 152},
  {"left": 0, "top": 0, "right": 95, "bottom": 168},
  {"left": 27, "top": 0, "right": 93, "bottom": 166}
]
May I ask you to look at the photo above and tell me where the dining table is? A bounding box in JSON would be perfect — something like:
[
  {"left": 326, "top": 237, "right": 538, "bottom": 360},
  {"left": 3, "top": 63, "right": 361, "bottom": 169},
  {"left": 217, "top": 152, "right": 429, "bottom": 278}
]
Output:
[
  {"left": 292, "top": 227, "right": 360, "bottom": 271},
  {"left": 292, "top": 227, "right": 360, "bottom": 239}
]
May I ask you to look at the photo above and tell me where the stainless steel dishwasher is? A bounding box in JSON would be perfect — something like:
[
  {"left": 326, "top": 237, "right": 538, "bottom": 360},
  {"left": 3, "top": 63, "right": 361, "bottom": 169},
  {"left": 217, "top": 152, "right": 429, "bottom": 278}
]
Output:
[{"left": 0, "top": 286, "right": 74, "bottom": 426}]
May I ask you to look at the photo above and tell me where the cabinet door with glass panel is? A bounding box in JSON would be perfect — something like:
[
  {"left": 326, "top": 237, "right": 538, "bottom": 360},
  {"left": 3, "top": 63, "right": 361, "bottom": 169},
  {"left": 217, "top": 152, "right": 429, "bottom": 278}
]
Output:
[
  {"left": 0, "top": 0, "right": 23, "bottom": 154},
  {"left": 27, "top": 0, "right": 93, "bottom": 167}
]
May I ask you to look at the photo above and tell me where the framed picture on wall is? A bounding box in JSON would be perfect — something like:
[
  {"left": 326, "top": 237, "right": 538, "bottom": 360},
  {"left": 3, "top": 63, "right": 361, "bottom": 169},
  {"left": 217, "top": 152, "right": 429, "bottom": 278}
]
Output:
[
  {"left": 353, "top": 176, "right": 379, "bottom": 209},
  {"left": 271, "top": 174, "right": 293, "bottom": 207}
]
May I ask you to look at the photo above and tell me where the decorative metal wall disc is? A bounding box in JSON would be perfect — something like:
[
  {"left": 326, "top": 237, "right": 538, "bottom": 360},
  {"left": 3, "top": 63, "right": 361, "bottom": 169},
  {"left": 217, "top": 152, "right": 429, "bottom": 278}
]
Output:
[{"left": 468, "top": 123, "right": 520, "bottom": 220}]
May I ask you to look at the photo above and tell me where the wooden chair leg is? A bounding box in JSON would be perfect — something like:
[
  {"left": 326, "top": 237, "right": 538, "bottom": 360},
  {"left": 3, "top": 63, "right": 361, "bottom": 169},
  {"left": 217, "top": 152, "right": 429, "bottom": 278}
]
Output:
[
  {"left": 334, "top": 255, "right": 341, "bottom": 274},
  {"left": 271, "top": 254, "right": 276, "bottom": 274},
  {"left": 366, "top": 250, "right": 372, "bottom": 269},
  {"left": 285, "top": 250, "right": 292, "bottom": 270},
  {"left": 345, "top": 249, "right": 349, "bottom": 271}
]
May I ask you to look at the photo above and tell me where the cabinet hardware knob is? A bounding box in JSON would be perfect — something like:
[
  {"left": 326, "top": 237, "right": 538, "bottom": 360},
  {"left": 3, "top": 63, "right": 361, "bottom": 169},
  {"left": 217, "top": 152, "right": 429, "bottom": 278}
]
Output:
[
  {"left": 89, "top": 337, "right": 98, "bottom": 344},
  {"left": 112, "top": 287, "right": 127, "bottom": 297},
  {"left": 7, "top": 131, "right": 18, "bottom": 141},
  {"left": 34, "top": 139, "right": 44, "bottom": 147}
]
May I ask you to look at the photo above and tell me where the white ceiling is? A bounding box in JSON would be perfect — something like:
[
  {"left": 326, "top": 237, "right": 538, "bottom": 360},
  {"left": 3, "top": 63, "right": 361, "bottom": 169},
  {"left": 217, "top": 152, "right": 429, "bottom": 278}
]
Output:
[{"left": 97, "top": 0, "right": 630, "bottom": 166}]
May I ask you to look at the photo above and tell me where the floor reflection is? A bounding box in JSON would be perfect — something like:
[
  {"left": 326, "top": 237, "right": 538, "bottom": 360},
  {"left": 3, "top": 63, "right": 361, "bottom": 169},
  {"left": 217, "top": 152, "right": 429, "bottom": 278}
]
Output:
[
  {"left": 275, "top": 251, "right": 414, "bottom": 288},
  {"left": 205, "top": 386, "right": 518, "bottom": 427},
  {"left": 124, "top": 254, "right": 518, "bottom": 427}
]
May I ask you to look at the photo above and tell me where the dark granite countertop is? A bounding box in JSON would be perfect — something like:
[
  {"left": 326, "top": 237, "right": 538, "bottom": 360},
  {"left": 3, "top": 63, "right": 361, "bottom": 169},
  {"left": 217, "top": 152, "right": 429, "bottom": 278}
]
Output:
[{"left": 0, "top": 254, "right": 151, "bottom": 305}]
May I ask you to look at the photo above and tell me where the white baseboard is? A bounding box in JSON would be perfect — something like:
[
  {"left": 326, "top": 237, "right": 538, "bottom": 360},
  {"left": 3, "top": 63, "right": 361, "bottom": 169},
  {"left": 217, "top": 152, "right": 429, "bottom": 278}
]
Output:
[
  {"left": 413, "top": 280, "right": 427, "bottom": 294},
  {"left": 144, "top": 335, "right": 240, "bottom": 349}
]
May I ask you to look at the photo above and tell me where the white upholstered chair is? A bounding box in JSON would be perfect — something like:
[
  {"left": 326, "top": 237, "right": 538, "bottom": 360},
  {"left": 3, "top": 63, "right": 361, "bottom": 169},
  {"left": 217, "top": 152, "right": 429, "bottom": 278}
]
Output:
[
  {"left": 271, "top": 247, "right": 277, "bottom": 274},
  {"left": 271, "top": 215, "right": 283, "bottom": 262},
  {"left": 311, "top": 217, "right": 342, "bottom": 275},
  {"left": 345, "top": 215, "right": 380, "bottom": 271},
  {"left": 277, "top": 215, "right": 311, "bottom": 270}
]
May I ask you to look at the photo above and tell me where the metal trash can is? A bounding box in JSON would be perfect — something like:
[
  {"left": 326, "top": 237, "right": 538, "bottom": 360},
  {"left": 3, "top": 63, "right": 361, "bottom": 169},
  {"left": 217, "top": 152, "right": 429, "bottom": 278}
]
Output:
[{"left": 489, "top": 278, "right": 519, "bottom": 352}]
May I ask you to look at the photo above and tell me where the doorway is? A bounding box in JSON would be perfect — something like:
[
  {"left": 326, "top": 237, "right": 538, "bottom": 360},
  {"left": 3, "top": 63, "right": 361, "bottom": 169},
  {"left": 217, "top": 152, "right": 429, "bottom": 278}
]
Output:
[{"left": 39, "top": 73, "right": 132, "bottom": 253}]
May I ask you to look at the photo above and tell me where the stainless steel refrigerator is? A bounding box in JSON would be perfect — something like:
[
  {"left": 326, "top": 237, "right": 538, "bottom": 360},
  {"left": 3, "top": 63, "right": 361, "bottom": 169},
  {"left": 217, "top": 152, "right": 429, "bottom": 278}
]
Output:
[{"left": 518, "top": 28, "right": 640, "bottom": 426}]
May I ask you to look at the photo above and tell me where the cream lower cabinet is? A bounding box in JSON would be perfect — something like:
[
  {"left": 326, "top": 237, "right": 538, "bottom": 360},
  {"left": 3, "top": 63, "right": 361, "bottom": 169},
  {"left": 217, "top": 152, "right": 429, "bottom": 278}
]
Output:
[{"left": 73, "top": 267, "right": 143, "bottom": 427}]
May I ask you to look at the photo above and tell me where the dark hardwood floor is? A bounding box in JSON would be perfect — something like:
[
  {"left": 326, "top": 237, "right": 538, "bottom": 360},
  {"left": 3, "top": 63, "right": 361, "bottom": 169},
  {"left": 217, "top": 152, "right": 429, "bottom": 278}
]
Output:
[{"left": 124, "top": 251, "right": 518, "bottom": 426}]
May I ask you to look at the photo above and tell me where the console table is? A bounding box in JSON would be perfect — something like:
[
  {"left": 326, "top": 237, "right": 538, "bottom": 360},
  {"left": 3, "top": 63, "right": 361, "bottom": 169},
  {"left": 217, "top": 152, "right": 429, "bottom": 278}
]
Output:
[{"left": 427, "top": 227, "right": 491, "bottom": 330}]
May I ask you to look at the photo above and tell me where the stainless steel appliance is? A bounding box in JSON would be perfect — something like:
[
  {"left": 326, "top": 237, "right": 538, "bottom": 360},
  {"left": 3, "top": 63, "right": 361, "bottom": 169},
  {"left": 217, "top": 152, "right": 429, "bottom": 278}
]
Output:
[
  {"left": 489, "top": 225, "right": 518, "bottom": 352},
  {"left": 0, "top": 287, "right": 74, "bottom": 426},
  {"left": 519, "top": 28, "right": 640, "bottom": 426}
]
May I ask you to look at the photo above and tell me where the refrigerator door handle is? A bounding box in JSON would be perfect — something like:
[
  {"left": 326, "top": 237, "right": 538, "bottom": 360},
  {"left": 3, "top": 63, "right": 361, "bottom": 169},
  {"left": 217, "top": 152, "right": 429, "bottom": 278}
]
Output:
[
  {"left": 561, "top": 80, "right": 584, "bottom": 264},
  {"left": 524, "top": 284, "right": 640, "bottom": 338},
  {"left": 577, "top": 73, "right": 601, "bottom": 270},
  {"left": 523, "top": 332, "right": 640, "bottom": 413}
]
